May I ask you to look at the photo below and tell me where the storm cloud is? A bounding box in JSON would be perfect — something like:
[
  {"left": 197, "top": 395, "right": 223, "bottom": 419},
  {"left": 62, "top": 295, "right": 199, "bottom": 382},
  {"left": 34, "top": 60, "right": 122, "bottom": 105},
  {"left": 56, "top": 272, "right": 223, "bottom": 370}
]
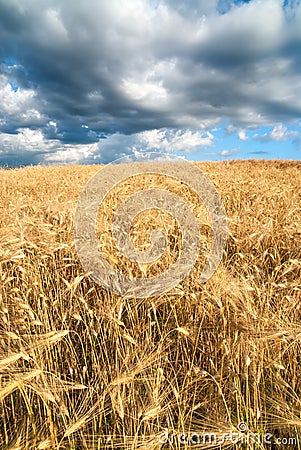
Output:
[{"left": 0, "top": 0, "right": 300, "bottom": 165}]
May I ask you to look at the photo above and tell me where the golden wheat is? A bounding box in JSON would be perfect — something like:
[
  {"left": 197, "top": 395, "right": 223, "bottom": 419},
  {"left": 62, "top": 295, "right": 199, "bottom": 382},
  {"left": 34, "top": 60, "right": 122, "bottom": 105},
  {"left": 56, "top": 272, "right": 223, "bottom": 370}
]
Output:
[{"left": 0, "top": 160, "right": 300, "bottom": 449}]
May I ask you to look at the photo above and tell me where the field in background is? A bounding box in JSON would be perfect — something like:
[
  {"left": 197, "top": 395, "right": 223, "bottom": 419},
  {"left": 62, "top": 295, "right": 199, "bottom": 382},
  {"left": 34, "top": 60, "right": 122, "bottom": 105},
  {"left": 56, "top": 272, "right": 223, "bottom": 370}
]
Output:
[{"left": 0, "top": 160, "right": 301, "bottom": 449}]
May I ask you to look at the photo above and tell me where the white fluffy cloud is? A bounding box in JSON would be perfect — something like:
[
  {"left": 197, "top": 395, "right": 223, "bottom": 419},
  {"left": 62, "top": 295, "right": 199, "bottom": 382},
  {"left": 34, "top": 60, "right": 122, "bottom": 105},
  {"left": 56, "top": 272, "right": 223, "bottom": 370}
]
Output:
[
  {"left": 238, "top": 130, "right": 248, "bottom": 141},
  {"left": 0, "top": 74, "right": 44, "bottom": 130},
  {"left": 94, "top": 128, "right": 214, "bottom": 164},
  {"left": 254, "top": 123, "right": 301, "bottom": 142}
]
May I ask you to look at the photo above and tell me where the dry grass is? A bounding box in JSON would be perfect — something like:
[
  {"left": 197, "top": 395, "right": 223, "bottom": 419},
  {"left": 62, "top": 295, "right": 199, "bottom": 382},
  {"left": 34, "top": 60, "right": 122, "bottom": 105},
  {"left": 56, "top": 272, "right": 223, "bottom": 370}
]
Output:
[{"left": 0, "top": 160, "right": 300, "bottom": 449}]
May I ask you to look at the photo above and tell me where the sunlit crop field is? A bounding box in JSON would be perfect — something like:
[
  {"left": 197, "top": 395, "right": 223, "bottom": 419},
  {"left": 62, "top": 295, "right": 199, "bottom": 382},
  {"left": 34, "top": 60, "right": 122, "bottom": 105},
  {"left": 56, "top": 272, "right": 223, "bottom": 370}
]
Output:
[{"left": 0, "top": 160, "right": 300, "bottom": 449}]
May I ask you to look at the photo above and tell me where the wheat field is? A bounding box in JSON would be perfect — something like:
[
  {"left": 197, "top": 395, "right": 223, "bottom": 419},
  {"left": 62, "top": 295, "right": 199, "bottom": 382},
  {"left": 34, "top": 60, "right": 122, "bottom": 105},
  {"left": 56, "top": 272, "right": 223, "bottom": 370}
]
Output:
[{"left": 0, "top": 160, "right": 300, "bottom": 449}]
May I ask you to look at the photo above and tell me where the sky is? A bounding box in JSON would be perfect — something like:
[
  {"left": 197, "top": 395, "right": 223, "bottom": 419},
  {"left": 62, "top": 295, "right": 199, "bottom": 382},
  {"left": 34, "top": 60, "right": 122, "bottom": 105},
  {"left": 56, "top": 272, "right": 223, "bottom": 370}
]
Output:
[{"left": 0, "top": 0, "right": 301, "bottom": 167}]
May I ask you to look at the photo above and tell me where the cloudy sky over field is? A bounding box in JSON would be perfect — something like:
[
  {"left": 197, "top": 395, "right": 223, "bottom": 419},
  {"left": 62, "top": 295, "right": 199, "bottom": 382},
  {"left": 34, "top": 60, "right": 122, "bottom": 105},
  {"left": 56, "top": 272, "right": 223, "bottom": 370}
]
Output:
[{"left": 0, "top": 0, "right": 301, "bottom": 166}]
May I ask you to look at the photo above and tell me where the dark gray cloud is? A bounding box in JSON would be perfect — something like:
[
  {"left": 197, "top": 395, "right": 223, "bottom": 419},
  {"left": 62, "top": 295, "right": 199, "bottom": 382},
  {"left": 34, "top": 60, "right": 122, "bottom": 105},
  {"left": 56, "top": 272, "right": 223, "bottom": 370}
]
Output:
[
  {"left": 0, "top": 0, "right": 301, "bottom": 164},
  {"left": 248, "top": 150, "right": 269, "bottom": 155}
]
